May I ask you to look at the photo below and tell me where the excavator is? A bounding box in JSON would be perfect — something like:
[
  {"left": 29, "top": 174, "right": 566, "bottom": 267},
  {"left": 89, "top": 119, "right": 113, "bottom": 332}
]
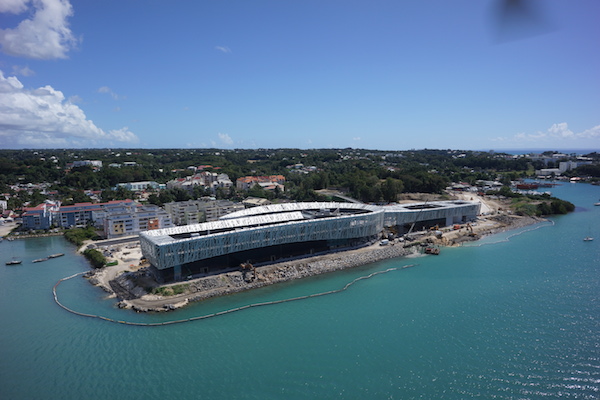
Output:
[
  {"left": 466, "top": 223, "right": 477, "bottom": 237},
  {"left": 240, "top": 262, "right": 257, "bottom": 282}
]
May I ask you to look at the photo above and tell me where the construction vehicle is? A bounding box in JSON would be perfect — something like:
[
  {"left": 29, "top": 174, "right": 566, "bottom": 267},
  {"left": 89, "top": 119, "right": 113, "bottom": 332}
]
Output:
[
  {"left": 466, "top": 223, "right": 477, "bottom": 237},
  {"left": 425, "top": 247, "right": 440, "bottom": 255},
  {"left": 240, "top": 262, "right": 257, "bottom": 282}
]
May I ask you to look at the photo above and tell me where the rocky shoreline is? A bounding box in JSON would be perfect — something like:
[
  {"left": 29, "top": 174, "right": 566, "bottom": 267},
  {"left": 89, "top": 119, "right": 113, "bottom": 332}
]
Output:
[
  {"left": 84, "top": 213, "right": 544, "bottom": 313},
  {"left": 118, "top": 244, "right": 416, "bottom": 312}
]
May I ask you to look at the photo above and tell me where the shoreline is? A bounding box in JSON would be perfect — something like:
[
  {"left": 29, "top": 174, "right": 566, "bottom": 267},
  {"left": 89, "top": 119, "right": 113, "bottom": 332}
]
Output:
[{"left": 84, "top": 213, "right": 544, "bottom": 313}]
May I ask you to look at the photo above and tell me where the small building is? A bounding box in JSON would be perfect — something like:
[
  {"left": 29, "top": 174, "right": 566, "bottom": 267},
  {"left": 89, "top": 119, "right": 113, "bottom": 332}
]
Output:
[
  {"left": 166, "top": 172, "right": 233, "bottom": 195},
  {"left": 115, "top": 181, "right": 164, "bottom": 192},
  {"left": 236, "top": 175, "right": 285, "bottom": 192},
  {"left": 72, "top": 160, "right": 102, "bottom": 169}
]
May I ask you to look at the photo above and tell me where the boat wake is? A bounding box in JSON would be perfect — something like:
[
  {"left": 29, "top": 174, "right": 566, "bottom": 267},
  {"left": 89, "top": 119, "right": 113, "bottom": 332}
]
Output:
[{"left": 462, "top": 220, "right": 555, "bottom": 248}]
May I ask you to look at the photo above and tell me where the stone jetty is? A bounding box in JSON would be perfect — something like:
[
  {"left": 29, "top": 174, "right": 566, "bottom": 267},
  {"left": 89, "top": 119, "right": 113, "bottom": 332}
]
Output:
[{"left": 118, "top": 243, "right": 416, "bottom": 312}]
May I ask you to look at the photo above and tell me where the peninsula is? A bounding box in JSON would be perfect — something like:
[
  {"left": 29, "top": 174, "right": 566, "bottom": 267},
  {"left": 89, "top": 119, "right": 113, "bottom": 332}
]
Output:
[{"left": 84, "top": 192, "right": 543, "bottom": 312}]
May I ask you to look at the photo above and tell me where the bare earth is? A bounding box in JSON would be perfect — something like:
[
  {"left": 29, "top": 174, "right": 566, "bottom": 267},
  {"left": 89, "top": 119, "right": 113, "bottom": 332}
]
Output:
[
  {"left": 82, "top": 193, "right": 544, "bottom": 312},
  {"left": 0, "top": 222, "right": 18, "bottom": 237}
]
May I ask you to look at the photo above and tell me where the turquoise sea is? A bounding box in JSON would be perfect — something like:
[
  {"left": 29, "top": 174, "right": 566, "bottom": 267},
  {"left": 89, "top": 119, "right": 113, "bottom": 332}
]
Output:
[{"left": 1, "top": 183, "right": 599, "bottom": 399}]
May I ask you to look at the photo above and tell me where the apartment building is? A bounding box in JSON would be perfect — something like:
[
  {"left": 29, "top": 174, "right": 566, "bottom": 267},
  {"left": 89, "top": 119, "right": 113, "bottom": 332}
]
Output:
[{"left": 164, "top": 198, "right": 244, "bottom": 225}]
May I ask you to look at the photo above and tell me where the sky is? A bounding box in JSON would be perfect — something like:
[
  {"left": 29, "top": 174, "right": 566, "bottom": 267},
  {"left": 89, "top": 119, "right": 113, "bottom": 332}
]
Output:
[{"left": 0, "top": 0, "right": 599, "bottom": 151}]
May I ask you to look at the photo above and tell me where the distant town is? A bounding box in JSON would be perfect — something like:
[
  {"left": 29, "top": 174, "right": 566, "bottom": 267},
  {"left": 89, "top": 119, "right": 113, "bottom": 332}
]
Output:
[{"left": 0, "top": 148, "right": 598, "bottom": 240}]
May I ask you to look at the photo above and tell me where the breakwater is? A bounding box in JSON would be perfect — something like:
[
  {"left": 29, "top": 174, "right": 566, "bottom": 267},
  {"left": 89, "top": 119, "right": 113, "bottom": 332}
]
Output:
[
  {"left": 54, "top": 263, "right": 417, "bottom": 326},
  {"left": 121, "top": 244, "right": 416, "bottom": 312}
]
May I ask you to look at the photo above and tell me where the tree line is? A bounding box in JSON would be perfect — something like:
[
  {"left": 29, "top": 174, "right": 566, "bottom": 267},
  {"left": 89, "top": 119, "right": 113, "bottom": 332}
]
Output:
[{"left": 1, "top": 148, "right": 597, "bottom": 206}]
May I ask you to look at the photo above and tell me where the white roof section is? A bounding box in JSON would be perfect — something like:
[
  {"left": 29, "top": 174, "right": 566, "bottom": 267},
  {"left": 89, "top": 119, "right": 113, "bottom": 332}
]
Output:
[
  {"left": 221, "top": 201, "right": 380, "bottom": 219},
  {"left": 382, "top": 200, "right": 479, "bottom": 212},
  {"left": 141, "top": 211, "right": 307, "bottom": 244}
]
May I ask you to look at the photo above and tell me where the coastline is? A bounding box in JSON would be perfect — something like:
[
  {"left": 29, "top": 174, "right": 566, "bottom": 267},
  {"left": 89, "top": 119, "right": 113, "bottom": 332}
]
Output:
[{"left": 84, "top": 212, "right": 544, "bottom": 312}]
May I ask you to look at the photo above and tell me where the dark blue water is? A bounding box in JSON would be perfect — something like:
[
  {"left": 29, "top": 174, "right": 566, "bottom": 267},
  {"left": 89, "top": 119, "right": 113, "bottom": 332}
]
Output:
[{"left": 1, "top": 183, "right": 598, "bottom": 399}]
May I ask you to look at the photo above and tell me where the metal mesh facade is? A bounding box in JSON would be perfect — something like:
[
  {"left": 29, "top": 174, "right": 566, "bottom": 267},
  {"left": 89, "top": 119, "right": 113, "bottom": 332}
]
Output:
[
  {"left": 140, "top": 203, "right": 382, "bottom": 270},
  {"left": 140, "top": 201, "right": 480, "bottom": 270}
]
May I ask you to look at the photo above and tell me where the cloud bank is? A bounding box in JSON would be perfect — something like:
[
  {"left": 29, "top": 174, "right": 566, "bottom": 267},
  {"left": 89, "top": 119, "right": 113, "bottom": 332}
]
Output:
[
  {"left": 0, "top": 71, "right": 139, "bottom": 148},
  {"left": 492, "top": 123, "right": 600, "bottom": 147},
  {"left": 218, "top": 132, "right": 234, "bottom": 145},
  {"left": 0, "top": 0, "right": 78, "bottom": 60}
]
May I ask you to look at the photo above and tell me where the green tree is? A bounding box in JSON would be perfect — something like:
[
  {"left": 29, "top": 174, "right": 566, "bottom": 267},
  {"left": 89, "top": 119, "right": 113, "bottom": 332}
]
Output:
[
  {"left": 381, "top": 178, "right": 403, "bottom": 203},
  {"left": 83, "top": 248, "right": 107, "bottom": 269}
]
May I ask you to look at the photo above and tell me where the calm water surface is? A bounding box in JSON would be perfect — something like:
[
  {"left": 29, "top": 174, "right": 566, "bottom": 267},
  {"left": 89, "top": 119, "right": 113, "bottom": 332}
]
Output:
[{"left": 1, "top": 183, "right": 598, "bottom": 399}]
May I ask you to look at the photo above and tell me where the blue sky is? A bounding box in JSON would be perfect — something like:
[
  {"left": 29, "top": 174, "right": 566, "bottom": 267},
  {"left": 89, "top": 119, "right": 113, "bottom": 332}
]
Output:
[{"left": 0, "top": 0, "right": 599, "bottom": 151}]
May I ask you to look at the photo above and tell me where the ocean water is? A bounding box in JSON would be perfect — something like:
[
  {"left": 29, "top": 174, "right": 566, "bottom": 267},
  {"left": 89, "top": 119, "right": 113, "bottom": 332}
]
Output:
[{"left": 1, "top": 183, "right": 598, "bottom": 399}]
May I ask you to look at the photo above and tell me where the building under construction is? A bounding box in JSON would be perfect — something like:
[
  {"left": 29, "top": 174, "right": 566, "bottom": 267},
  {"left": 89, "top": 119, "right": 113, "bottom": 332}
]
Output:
[{"left": 139, "top": 200, "right": 480, "bottom": 282}]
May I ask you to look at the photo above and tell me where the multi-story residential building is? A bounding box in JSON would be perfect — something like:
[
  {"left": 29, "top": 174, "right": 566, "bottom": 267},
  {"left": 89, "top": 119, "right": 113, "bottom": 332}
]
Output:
[
  {"left": 164, "top": 198, "right": 244, "bottom": 225},
  {"left": 21, "top": 199, "right": 172, "bottom": 238},
  {"left": 164, "top": 200, "right": 203, "bottom": 226},
  {"left": 103, "top": 204, "right": 172, "bottom": 239},
  {"left": 58, "top": 200, "right": 136, "bottom": 229},
  {"left": 102, "top": 206, "right": 167, "bottom": 238},
  {"left": 21, "top": 201, "right": 61, "bottom": 230},
  {"left": 198, "top": 199, "right": 244, "bottom": 222}
]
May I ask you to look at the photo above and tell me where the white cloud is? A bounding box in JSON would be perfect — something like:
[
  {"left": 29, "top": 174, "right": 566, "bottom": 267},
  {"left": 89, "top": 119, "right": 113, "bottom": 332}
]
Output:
[
  {"left": 0, "top": 0, "right": 29, "bottom": 14},
  {"left": 579, "top": 125, "right": 600, "bottom": 138},
  {"left": 0, "top": 70, "right": 139, "bottom": 148},
  {"left": 11, "top": 65, "right": 35, "bottom": 76},
  {"left": 215, "top": 46, "right": 231, "bottom": 54},
  {"left": 98, "top": 86, "right": 121, "bottom": 100},
  {"left": 68, "top": 94, "right": 82, "bottom": 103},
  {"left": 494, "top": 122, "right": 600, "bottom": 146},
  {"left": 107, "top": 127, "right": 137, "bottom": 142},
  {"left": 0, "top": 0, "right": 79, "bottom": 60},
  {"left": 218, "top": 132, "right": 233, "bottom": 145},
  {"left": 548, "top": 122, "right": 574, "bottom": 138},
  {"left": 352, "top": 137, "right": 361, "bottom": 141}
]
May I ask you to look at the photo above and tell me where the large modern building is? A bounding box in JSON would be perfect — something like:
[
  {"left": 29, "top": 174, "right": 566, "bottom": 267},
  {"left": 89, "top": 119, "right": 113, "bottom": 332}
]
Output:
[{"left": 140, "top": 200, "right": 480, "bottom": 282}]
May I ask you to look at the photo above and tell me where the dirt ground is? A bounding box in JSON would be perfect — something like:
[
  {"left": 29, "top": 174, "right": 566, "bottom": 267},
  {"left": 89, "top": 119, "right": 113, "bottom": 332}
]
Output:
[{"left": 0, "top": 222, "right": 18, "bottom": 237}]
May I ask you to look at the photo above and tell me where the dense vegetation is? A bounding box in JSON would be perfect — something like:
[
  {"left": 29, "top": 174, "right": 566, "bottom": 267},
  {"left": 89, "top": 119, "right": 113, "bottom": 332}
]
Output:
[
  {"left": 63, "top": 226, "right": 101, "bottom": 247},
  {"left": 82, "top": 248, "right": 107, "bottom": 269},
  {"left": 1, "top": 148, "right": 596, "bottom": 207}
]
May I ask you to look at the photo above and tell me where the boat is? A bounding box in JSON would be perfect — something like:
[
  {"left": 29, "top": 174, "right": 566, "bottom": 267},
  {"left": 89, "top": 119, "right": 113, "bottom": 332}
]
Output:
[
  {"left": 594, "top": 202, "right": 600, "bottom": 206},
  {"left": 583, "top": 237, "right": 594, "bottom": 242},
  {"left": 516, "top": 183, "right": 539, "bottom": 190},
  {"left": 48, "top": 253, "right": 65, "bottom": 258},
  {"left": 6, "top": 259, "right": 22, "bottom": 265},
  {"left": 32, "top": 257, "right": 49, "bottom": 263}
]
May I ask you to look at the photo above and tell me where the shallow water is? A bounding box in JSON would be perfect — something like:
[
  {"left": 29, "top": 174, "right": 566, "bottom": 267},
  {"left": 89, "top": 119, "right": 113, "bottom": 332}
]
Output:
[{"left": 1, "top": 183, "right": 598, "bottom": 399}]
